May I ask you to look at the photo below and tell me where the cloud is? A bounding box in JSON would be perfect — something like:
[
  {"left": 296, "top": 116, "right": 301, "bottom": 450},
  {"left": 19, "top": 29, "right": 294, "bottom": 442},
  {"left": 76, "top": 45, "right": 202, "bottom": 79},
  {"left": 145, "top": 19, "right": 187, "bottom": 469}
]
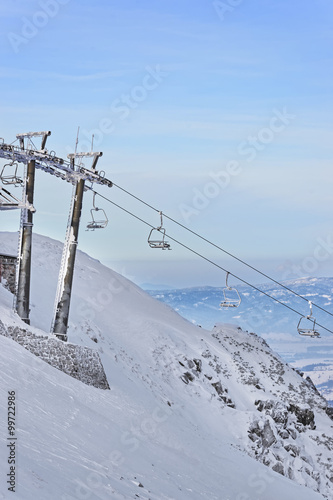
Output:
[{"left": 0, "top": 67, "right": 124, "bottom": 82}]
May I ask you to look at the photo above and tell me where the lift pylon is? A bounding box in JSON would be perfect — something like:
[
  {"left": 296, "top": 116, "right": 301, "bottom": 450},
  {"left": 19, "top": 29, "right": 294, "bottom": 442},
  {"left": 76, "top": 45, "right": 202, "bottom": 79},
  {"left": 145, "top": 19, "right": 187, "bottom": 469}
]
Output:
[
  {"left": 51, "top": 151, "right": 106, "bottom": 341},
  {"left": 51, "top": 178, "right": 85, "bottom": 340},
  {"left": 15, "top": 160, "right": 36, "bottom": 324}
]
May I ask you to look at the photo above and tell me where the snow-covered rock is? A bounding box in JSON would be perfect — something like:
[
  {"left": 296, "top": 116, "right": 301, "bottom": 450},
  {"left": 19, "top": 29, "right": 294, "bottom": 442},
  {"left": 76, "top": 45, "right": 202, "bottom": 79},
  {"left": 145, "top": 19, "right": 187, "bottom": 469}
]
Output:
[
  {"left": 0, "top": 320, "right": 109, "bottom": 389},
  {"left": 146, "top": 281, "right": 333, "bottom": 403}
]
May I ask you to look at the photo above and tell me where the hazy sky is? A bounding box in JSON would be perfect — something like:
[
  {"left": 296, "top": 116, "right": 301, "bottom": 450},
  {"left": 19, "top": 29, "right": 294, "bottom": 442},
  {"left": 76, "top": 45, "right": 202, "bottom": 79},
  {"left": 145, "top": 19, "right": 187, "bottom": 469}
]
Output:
[{"left": 1, "top": 0, "right": 332, "bottom": 287}]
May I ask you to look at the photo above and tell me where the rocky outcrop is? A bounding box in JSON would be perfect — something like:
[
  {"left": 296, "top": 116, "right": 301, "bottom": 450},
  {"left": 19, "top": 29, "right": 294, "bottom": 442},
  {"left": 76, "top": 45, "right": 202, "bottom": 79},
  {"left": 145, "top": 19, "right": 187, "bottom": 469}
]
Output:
[{"left": 248, "top": 399, "right": 333, "bottom": 496}]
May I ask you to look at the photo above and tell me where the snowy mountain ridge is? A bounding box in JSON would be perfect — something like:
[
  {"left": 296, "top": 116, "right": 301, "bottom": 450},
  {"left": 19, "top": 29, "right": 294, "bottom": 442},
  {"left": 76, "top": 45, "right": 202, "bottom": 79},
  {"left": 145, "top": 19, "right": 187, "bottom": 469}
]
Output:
[
  {"left": 145, "top": 279, "right": 333, "bottom": 335},
  {"left": 0, "top": 232, "right": 332, "bottom": 499},
  {"left": 146, "top": 280, "right": 333, "bottom": 405}
]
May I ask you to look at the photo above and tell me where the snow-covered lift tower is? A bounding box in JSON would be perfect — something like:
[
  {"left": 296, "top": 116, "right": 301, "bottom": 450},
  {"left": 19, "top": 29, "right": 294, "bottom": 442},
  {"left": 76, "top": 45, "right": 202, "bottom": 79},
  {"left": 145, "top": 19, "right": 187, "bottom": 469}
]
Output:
[
  {"left": 14, "top": 132, "right": 51, "bottom": 324},
  {"left": 51, "top": 151, "right": 105, "bottom": 341},
  {"left": 15, "top": 159, "right": 36, "bottom": 324},
  {"left": 0, "top": 164, "right": 36, "bottom": 324}
]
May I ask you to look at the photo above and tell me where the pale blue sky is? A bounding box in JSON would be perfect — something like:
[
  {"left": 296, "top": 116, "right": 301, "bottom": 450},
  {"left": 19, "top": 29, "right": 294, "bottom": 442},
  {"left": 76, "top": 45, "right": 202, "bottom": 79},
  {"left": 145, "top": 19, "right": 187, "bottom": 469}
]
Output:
[{"left": 1, "top": 0, "right": 333, "bottom": 287}]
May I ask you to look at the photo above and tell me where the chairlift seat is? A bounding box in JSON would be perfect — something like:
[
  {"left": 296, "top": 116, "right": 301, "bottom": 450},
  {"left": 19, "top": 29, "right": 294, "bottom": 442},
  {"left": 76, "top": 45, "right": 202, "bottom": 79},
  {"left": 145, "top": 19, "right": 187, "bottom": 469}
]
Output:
[
  {"left": 86, "top": 220, "right": 108, "bottom": 230},
  {"left": 298, "top": 329, "right": 320, "bottom": 338},
  {"left": 148, "top": 240, "right": 171, "bottom": 250},
  {"left": 220, "top": 300, "right": 239, "bottom": 308}
]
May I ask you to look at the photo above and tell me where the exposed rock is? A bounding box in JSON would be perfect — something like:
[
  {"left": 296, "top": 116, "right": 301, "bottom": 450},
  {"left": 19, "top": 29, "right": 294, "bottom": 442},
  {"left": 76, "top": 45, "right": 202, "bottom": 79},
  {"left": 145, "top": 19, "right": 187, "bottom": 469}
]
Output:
[
  {"left": 284, "top": 443, "right": 300, "bottom": 458},
  {"left": 288, "top": 404, "right": 316, "bottom": 429},
  {"left": 326, "top": 406, "right": 333, "bottom": 420},
  {"left": 211, "top": 381, "right": 235, "bottom": 408},
  {"left": 181, "top": 371, "right": 195, "bottom": 384},
  {"left": 272, "top": 461, "right": 284, "bottom": 475},
  {"left": 193, "top": 358, "right": 202, "bottom": 372},
  {"left": 262, "top": 420, "right": 276, "bottom": 448}
]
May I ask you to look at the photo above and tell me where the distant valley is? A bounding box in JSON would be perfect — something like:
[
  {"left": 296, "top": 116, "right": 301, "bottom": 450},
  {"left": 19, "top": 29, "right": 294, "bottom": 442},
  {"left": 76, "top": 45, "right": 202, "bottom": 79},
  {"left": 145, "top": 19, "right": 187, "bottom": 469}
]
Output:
[{"left": 146, "top": 277, "right": 333, "bottom": 404}]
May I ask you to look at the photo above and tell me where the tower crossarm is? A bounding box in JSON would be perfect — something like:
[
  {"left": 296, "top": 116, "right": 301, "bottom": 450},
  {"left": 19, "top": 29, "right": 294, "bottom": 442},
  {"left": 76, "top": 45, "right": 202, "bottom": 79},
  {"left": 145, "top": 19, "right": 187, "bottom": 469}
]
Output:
[{"left": 0, "top": 142, "right": 112, "bottom": 188}]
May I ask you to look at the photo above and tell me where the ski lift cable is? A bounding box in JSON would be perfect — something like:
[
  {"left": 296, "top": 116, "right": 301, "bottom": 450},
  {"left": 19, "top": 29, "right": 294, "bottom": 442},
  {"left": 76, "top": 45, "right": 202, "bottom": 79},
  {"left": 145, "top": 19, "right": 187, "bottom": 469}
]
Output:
[
  {"left": 93, "top": 190, "right": 333, "bottom": 335},
  {"left": 110, "top": 181, "right": 333, "bottom": 319}
]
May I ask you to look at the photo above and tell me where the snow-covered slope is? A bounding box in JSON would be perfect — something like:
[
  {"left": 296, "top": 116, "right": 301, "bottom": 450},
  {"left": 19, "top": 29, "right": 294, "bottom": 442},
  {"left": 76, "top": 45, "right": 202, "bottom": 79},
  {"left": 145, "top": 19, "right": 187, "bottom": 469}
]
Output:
[
  {"left": 0, "top": 232, "right": 332, "bottom": 500},
  {"left": 146, "top": 282, "right": 333, "bottom": 403}
]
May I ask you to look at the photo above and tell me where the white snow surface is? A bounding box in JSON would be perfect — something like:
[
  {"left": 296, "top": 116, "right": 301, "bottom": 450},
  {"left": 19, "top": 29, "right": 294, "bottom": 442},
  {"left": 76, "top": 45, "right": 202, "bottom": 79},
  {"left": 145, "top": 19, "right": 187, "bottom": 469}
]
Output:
[{"left": 0, "top": 232, "right": 332, "bottom": 500}]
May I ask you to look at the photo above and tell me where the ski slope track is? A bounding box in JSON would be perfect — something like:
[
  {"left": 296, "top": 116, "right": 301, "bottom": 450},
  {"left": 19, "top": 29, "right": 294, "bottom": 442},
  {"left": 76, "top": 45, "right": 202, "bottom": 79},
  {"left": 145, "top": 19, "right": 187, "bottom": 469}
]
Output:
[{"left": 0, "top": 232, "right": 332, "bottom": 500}]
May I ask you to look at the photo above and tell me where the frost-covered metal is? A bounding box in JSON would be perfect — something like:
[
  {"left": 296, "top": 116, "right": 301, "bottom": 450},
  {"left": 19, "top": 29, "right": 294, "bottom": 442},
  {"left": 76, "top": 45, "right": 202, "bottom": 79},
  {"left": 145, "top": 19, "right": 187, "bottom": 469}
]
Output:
[
  {"left": 0, "top": 131, "right": 113, "bottom": 337},
  {"left": 0, "top": 141, "right": 112, "bottom": 188},
  {"left": 51, "top": 179, "right": 85, "bottom": 341}
]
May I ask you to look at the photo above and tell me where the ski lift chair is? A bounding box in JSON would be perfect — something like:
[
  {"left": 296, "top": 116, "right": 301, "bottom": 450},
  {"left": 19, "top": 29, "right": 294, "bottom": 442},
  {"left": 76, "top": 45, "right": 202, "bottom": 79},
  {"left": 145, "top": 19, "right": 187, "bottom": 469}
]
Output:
[
  {"left": 297, "top": 301, "right": 320, "bottom": 338},
  {"left": 0, "top": 162, "right": 23, "bottom": 187},
  {"left": 86, "top": 193, "right": 108, "bottom": 230},
  {"left": 148, "top": 211, "right": 171, "bottom": 250},
  {"left": 220, "top": 272, "right": 241, "bottom": 308}
]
